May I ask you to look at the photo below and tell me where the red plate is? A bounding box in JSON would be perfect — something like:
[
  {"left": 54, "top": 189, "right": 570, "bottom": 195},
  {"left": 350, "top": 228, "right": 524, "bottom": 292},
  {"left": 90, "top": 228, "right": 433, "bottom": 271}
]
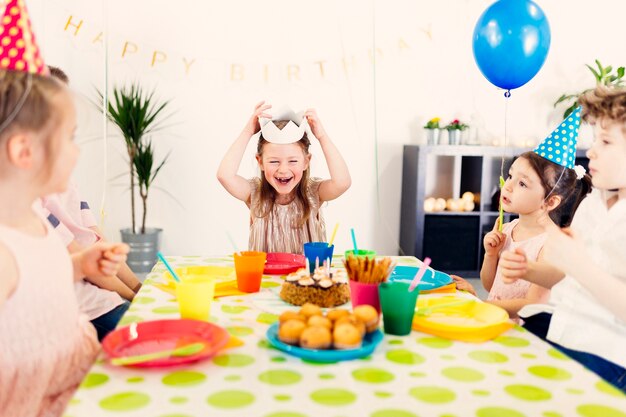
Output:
[
  {"left": 264, "top": 252, "right": 306, "bottom": 275},
  {"left": 102, "top": 319, "right": 229, "bottom": 367}
]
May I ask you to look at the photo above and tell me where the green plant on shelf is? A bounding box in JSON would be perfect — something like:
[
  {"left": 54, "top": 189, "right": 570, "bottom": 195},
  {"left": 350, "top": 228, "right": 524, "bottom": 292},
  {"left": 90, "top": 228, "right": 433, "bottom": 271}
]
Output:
[
  {"left": 424, "top": 117, "right": 441, "bottom": 129},
  {"left": 554, "top": 59, "right": 624, "bottom": 118},
  {"left": 444, "top": 119, "right": 468, "bottom": 131}
]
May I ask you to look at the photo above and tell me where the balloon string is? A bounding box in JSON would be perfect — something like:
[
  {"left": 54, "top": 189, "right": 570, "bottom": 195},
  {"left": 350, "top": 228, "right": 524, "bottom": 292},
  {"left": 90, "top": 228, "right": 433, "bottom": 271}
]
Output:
[
  {"left": 501, "top": 90, "right": 510, "bottom": 178},
  {"left": 498, "top": 90, "right": 510, "bottom": 232},
  {"left": 99, "top": 0, "right": 109, "bottom": 229},
  {"left": 372, "top": 0, "right": 380, "bottom": 218}
]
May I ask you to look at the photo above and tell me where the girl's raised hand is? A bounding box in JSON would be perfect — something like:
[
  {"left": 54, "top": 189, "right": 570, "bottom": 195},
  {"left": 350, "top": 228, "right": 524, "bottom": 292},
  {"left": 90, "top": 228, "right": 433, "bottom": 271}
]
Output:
[
  {"left": 244, "top": 101, "right": 272, "bottom": 135},
  {"left": 483, "top": 217, "right": 506, "bottom": 256},
  {"left": 79, "top": 242, "right": 129, "bottom": 279},
  {"left": 499, "top": 248, "right": 528, "bottom": 284},
  {"left": 304, "top": 109, "right": 328, "bottom": 141}
]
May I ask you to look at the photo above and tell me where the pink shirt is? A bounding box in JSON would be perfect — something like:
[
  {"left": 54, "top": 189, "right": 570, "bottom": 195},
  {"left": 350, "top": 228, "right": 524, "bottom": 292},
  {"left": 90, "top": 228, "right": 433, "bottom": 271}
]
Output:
[
  {"left": 0, "top": 213, "right": 99, "bottom": 417},
  {"left": 488, "top": 219, "right": 550, "bottom": 306},
  {"left": 40, "top": 183, "right": 125, "bottom": 320}
]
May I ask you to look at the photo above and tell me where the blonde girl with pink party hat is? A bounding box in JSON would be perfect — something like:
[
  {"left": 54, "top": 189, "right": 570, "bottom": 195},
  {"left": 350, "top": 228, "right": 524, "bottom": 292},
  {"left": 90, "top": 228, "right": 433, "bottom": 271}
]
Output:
[{"left": 0, "top": 1, "right": 128, "bottom": 415}]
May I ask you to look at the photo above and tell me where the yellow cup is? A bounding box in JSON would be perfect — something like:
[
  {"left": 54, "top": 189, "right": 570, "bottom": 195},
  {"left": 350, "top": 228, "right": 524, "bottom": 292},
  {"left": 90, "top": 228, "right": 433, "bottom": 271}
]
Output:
[{"left": 175, "top": 275, "right": 215, "bottom": 321}]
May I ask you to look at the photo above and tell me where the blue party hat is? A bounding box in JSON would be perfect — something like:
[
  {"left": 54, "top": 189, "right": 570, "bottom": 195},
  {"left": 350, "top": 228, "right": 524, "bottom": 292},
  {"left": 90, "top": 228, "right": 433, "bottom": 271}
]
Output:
[{"left": 533, "top": 107, "right": 581, "bottom": 169}]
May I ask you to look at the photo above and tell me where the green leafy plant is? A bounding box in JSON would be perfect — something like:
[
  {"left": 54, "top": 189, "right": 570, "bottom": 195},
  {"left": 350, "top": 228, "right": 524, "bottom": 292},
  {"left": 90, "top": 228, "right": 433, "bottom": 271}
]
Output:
[
  {"left": 424, "top": 117, "right": 441, "bottom": 129},
  {"left": 99, "top": 84, "right": 171, "bottom": 234},
  {"left": 554, "top": 59, "right": 625, "bottom": 118},
  {"left": 133, "top": 140, "right": 170, "bottom": 234},
  {"left": 444, "top": 119, "right": 468, "bottom": 131}
]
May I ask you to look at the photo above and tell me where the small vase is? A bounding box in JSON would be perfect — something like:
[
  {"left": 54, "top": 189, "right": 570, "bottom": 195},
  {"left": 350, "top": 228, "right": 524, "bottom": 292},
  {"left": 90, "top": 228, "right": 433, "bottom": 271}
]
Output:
[
  {"left": 424, "top": 128, "right": 441, "bottom": 145},
  {"left": 448, "top": 130, "right": 461, "bottom": 145}
]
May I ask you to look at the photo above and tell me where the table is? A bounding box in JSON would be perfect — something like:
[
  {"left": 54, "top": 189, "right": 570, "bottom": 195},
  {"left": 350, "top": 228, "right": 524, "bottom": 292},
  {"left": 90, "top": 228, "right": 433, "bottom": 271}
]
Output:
[{"left": 65, "top": 255, "right": 626, "bottom": 417}]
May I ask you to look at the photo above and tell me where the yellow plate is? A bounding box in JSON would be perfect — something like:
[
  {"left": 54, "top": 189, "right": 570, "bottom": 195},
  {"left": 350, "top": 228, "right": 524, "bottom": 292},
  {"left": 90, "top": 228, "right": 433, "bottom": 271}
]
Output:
[
  {"left": 164, "top": 266, "right": 236, "bottom": 284},
  {"left": 412, "top": 296, "right": 514, "bottom": 343}
]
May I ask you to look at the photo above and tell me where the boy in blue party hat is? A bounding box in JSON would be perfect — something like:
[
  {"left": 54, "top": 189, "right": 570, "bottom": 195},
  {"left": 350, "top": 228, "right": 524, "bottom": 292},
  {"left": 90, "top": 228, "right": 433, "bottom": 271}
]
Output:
[
  {"left": 479, "top": 107, "right": 592, "bottom": 321},
  {"left": 500, "top": 86, "right": 626, "bottom": 391}
]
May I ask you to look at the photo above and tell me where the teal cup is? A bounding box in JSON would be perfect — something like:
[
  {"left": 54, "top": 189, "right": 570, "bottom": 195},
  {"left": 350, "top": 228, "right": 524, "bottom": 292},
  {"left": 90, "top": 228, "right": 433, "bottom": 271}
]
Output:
[{"left": 378, "top": 280, "right": 419, "bottom": 336}]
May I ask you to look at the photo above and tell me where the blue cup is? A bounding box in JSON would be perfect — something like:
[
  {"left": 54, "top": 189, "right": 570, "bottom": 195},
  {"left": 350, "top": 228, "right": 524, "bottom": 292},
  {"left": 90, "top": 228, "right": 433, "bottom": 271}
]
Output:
[{"left": 303, "top": 242, "right": 334, "bottom": 273}]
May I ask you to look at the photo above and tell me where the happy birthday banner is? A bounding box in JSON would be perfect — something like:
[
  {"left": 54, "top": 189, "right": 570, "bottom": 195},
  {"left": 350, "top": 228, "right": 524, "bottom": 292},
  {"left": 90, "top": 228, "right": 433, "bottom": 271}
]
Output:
[{"left": 60, "top": 12, "right": 433, "bottom": 84}]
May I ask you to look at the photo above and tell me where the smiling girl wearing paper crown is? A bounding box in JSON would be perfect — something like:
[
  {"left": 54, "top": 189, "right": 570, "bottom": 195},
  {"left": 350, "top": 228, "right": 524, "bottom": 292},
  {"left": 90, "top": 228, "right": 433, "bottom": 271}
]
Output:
[
  {"left": 218, "top": 102, "right": 351, "bottom": 254},
  {"left": 0, "top": 0, "right": 129, "bottom": 415}
]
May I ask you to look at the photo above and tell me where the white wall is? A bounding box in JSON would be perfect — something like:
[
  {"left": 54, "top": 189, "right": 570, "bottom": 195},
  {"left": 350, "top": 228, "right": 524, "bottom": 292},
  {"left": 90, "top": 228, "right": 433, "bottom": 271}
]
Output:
[{"left": 29, "top": 0, "right": 626, "bottom": 256}]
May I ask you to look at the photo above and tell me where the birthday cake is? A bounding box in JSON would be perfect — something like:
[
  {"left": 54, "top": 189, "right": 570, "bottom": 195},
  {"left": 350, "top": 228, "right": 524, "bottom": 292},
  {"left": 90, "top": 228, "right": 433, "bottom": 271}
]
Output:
[{"left": 279, "top": 267, "right": 350, "bottom": 307}]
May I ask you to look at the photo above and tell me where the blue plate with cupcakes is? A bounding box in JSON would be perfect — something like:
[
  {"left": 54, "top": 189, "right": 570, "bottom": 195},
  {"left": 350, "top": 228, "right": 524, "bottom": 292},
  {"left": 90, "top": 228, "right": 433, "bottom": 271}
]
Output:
[{"left": 266, "top": 304, "right": 384, "bottom": 362}]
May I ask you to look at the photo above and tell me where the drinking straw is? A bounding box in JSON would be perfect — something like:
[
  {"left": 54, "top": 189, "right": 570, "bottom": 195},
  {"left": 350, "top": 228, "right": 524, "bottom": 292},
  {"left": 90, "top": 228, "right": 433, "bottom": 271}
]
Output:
[
  {"left": 157, "top": 252, "right": 180, "bottom": 283},
  {"left": 409, "top": 257, "right": 431, "bottom": 292},
  {"left": 328, "top": 223, "right": 339, "bottom": 247},
  {"left": 350, "top": 228, "right": 358, "bottom": 253},
  {"left": 226, "top": 231, "right": 242, "bottom": 256}
]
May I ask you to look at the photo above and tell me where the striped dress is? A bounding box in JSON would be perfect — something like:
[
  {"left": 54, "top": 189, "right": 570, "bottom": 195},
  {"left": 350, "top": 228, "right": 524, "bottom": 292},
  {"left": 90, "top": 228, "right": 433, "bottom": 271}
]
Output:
[{"left": 248, "top": 177, "right": 327, "bottom": 254}]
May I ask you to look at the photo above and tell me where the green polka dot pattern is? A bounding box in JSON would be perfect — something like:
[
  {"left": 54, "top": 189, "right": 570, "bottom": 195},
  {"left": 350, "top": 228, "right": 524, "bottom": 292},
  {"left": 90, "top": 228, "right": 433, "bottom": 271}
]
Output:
[
  {"left": 352, "top": 368, "right": 395, "bottom": 383},
  {"left": 409, "top": 386, "right": 456, "bottom": 403},
  {"left": 162, "top": 371, "right": 206, "bottom": 387},
  {"left": 64, "top": 256, "right": 626, "bottom": 416},
  {"left": 505, "top": 384, "right": 552, "bottom": 401},
  {"left": 259, "top": 370, "right": 302, "bottom": 385},
  {"left": 310, "top": 388, "right": 357, "bottom": 406},
  {"left": 99, "top": 392, "right": 150, "bottom": 411},
  {"left": 206, "top": 390, "right": 254, "bottom": 409}
]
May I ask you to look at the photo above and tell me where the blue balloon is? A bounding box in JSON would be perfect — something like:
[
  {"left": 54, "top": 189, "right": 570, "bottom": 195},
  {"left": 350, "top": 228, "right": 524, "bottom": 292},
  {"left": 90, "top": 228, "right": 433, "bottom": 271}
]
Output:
[{"left": 472, "top": 0, "right": 551, "bottom": 91}]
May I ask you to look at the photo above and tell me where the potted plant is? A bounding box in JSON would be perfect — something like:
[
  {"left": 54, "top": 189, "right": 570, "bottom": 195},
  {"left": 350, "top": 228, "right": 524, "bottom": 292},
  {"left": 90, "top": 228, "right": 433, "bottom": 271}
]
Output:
[
  {"left": 423, "top": 117, "right": 441, "bottom": 145},
  {"left": 101, "top": 84, "right": 172, "bottom": 272},
  {"left": 554, "top": 59, "right": 624, "bottom": 118},
  {"left": 444, "top": 119, "right": 469, "bottom": 145}
]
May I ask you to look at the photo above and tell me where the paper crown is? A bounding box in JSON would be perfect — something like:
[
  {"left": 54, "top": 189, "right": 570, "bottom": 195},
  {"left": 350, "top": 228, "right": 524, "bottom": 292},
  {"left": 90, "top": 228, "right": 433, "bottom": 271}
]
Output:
[
  {"left": 534, "top": 107, "right": 581, "bottom": 169},
  {"left": 260, "top": 106, "right": 309, "bottom": 144},
  {"left": 0, "top": 0, "right": 48, "bottom": 75}
]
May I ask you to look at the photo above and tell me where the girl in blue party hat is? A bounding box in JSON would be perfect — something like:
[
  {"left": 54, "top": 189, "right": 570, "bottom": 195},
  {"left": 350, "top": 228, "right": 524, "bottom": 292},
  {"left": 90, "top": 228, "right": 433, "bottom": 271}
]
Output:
[
  {"left": 501, "top": 86, "right": 626, "bottom": 391},
  {"left": 480, "top": 107, "right": 592, "bottom": 321}
]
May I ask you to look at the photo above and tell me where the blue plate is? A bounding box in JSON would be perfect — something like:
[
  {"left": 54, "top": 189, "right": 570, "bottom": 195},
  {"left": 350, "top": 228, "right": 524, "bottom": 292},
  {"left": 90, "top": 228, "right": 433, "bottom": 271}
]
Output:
[
  {"left": 389, "top": 266, "right": 453, "bottom": 291},
  {"left": 266, "top": 322, "right": 383, "bottom": 362}
]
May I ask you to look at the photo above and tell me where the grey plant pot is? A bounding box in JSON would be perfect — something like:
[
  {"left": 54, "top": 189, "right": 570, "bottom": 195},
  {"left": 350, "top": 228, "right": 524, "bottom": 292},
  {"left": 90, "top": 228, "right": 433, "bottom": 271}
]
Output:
[
  {"left": 424, "top": 128, "right": 441, "bottom": 145},
  {"left": 448, "top": 130, "right": 461, "bottom": 145},
  {"left": 120, "top": 227, "right": 163, "bottom": 273}
]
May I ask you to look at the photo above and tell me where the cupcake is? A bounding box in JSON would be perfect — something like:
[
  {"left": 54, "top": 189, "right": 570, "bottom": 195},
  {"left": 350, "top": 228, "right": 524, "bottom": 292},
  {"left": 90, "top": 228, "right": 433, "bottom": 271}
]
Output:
[
  {"left": 327, "top": 309, "right": 350, "bottom": 322},
  {"left": 300, "top": 326, "right": 332, "bottom": 350},
  {"left": 299, "top": 303, "right": 323, "bottom": 319},
  {"left": 279, "top": 310, "right": 306, "bottom": 324},
  {"left": 353, "top": 305, "right": 379, "bottom": 333},
  {"left": 278, "top": 319, "right": 306, "bottom": 345},
  {"left": 333, "top": 323, "right": 363, "bottom": 349},
  {"left": 307, "top": 315, "right": 333, "bottom": 330},
  {"left": 335, "top": 315, "right": 366, "bottom": 337}
]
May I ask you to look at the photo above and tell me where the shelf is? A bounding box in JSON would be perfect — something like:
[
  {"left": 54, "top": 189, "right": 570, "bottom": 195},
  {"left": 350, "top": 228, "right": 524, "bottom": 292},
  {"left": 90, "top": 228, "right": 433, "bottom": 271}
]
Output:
[
  {"left": 425, "top": 211, "right": 481, "bottom": 216},
  {"left": 400, "top": 144, "right": 589, "bottom": 277}
]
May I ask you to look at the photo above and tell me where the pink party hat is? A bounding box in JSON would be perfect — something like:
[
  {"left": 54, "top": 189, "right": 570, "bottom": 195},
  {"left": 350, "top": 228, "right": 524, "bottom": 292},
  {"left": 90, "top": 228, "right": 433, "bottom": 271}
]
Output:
[{"left": 0, "top": 0, "right": 48, "bottom": 75}]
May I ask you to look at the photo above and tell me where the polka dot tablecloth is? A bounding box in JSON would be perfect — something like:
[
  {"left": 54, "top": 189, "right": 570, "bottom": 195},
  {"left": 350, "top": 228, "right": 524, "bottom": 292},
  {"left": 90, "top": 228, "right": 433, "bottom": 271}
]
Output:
[{"left": 65, "top": 256, "right": 626, "bottom": 417}]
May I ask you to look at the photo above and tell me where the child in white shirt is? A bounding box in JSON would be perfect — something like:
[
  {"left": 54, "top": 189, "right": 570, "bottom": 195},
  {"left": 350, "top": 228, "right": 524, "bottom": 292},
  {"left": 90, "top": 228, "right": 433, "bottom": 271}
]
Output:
[{"left": 500, "top": 86, "right": 626, "bottom": 391}]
